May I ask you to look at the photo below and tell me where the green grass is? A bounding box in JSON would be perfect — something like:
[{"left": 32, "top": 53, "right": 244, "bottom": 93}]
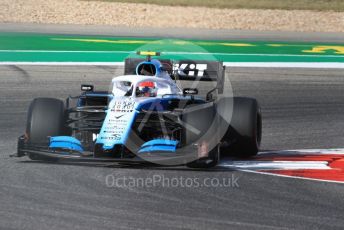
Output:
[{"left": 93, "top": 0, "right": 344, "bottom": 11}]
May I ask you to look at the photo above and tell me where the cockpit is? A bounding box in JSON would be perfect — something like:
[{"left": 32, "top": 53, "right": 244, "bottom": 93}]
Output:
[{"left": 111, "top": 75, "right": 182, "bottom": 98}]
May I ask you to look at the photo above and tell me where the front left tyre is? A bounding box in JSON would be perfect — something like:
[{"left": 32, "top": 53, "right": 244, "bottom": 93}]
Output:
[{"left": 26, "top": 98, "right": 66, "bottom": 160}]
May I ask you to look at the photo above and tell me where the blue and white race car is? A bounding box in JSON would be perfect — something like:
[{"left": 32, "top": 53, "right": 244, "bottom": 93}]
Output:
[{"left": 16, "top": 52, "right": 262, "bottom": 168}]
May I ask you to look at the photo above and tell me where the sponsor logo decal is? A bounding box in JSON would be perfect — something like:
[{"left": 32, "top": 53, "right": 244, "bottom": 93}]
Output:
[{"left": 114, "top": 114, "right": 125, "bottom": 119}]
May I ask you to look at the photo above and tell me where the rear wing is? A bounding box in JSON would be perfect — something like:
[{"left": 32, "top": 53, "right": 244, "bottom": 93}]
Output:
[
  {"left": 124, "top": 58, "right": 225, "bottom": 94},
  {"left": 173, "top": 60, "right": 225, "bottom": 94}
]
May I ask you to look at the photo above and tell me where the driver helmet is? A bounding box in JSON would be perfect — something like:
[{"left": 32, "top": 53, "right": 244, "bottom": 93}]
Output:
[{"left": 137, "top": 81, "right": 156, "bottom": 97}]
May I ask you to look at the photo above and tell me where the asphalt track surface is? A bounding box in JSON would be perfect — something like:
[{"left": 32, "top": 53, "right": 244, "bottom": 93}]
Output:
[{"left": 1, "top": 65, "right": 344, "bottom": 229}]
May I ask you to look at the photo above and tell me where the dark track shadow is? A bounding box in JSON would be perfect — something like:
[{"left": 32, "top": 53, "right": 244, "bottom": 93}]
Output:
[{"left": 16, "top": 158, "right": 237, "bottom": 172}]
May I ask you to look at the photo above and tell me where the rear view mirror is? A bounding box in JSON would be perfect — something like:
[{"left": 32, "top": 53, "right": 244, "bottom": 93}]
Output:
[{"left": 81, "top": 84, "right": 94, "bottom": 92}]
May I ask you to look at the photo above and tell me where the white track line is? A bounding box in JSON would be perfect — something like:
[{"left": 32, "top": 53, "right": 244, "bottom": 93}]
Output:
[
  {"left": 1, "top": 62, "right": 344, "bottom": 68},
  {"left": 259, "top": 148, "right": 344, "bottom": 155},
  {"left": 241, "top": 169, "right": 344, "bottom": 184},
  {"left": 224, "top": 62, "right": 344, "bottom": 68},
  {"left": 0, "top": 62, "right": 125, "bottom": 66},
  {"left": 219, "top": 161, "right": 330, "bottom": 170}
]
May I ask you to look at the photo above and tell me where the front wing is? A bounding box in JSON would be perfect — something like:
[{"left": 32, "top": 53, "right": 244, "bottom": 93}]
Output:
[{"left": 15, "top": 136, "right": 199, "bottom": 165}]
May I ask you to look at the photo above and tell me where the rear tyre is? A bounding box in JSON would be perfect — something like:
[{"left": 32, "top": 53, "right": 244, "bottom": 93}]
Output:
[
  {"left": 26, "top": 98, "right": 66, "bottom": 160},
  {"left": 219, "top": 97, "right": 262, "bottom": 158}
]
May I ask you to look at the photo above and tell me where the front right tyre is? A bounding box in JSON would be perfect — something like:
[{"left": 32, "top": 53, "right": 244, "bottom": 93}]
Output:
[{"left": 219, "top": 97, "right": 262, "bottom": 157}]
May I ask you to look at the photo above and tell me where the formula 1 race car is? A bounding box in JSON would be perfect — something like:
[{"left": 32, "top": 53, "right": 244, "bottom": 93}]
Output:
[{"left": 15, "top": 52, "right": 262, "bottom": 168}]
